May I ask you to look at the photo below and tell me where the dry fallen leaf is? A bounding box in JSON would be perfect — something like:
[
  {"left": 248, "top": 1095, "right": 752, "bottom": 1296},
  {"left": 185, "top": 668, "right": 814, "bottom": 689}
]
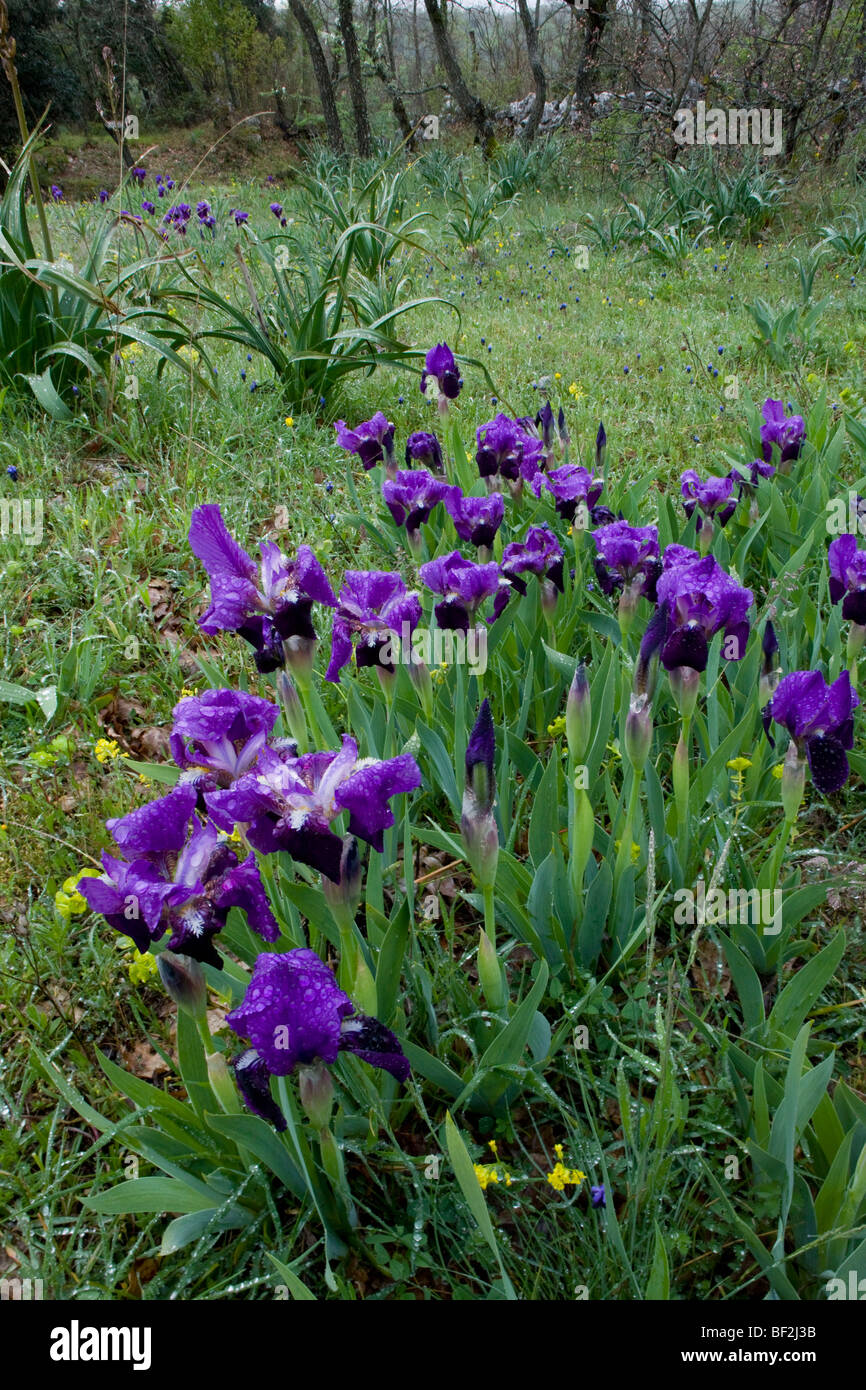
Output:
[
  {"left": 118, "top": 1040, "right": 170, "bottom": 1082},
  {"left": 690, "top": 939, "right": 731, "bottom": 996}
]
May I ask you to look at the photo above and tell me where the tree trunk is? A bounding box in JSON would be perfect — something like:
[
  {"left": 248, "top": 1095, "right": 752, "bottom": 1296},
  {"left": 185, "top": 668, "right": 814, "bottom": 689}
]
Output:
[
  {"left": 287, "top": 0, "right": 346, "bottom": 155},
  {"left": 337, "top": 0, "right": 373, "bottom": 155},
  {"left": 423, "top": 0, "right": 493, "bottom": 151},
  {"left": 365, "top": 0, "right": 416, "bottom": 146},
  {"left": 516, "top": 0, "right": 546, "bottom": 144},
  {"left": 574, "top": 0, "right": 610, "bottom": 110},
  {"left": 413, "top": 0, "right": 421, "bottom": 86}
]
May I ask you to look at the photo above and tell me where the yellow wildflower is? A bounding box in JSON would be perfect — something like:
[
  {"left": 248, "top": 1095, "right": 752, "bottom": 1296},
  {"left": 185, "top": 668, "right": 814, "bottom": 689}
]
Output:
[
  {"left": 94, "top": 738, "right": 120, "bottom": 764},
  {"left": 54, "top": 869, "right": 100, "bottom": 920},
  {"left": 546, "top": 1160, "right": 586, "bottom": 1192},
  {"left": 285, "top": 416, "right": 294, "bottom": 428},
  {"left": 128, "top": 950, "right": 159, "bottom": 985},
  {"left": 474, "top": 1163, "right": 500, "bottom": 1190},
  {"left": 614, "top": 839, "right": 641, "bottom": 864}
]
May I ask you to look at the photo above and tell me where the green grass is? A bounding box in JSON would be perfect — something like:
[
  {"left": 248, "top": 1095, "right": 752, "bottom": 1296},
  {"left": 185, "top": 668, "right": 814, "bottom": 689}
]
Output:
[{"left": 2, "top": 138, "right": 866, "bottom": 1300}]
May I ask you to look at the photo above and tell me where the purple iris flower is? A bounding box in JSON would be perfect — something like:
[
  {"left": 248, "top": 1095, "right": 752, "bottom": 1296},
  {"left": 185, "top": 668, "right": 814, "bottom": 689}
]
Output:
[
  {"left": 405, "top": 431, "right": 444, "bottom": 474},
  {"left": 231, "top": 209, "right": 249, "bottom": 226},
  {"left": 325, "top": 570, "right": 422, "bottom": 683},
  {"left": 269, "top": 202, "right": 287, "bottom": 226},
  {"left": 495, "top": 526, "right": 564, "bottom": 619},
  {"left": 382, "top": 469, "right": 455, "bottom": 551},
  {"left": 227, "top": 949, "right": 409, "bottom": 1129},
  {"left": 763, "top": 670, "right": 859, "bottom": 794},
  {"left": 531, "top": 464, "right": 604, "bottom": 522},
  {"left": 654, "top": 550, "right": 753, "bottom": 672},
  {"left": 680, "top": 470, "right": 737, "bottom": 529},
  {"left": 79, "top": 783, "right": 278, "bottom": 965},
  {"left": 730, "top": 458, "right": 775, "bottom": 493},
  {"left": 828, "top": 535, "right": 866, "bottom": 626},
  {"left": 591, "top": 1184, "right": 606, "bottom": 1208},
  {"left": 206, "top": 737, "right": 422, "bottom": 880},
  {"left": 188, "top": 504, "right": 336, "bottom": 674},
  {"left": 760, "top": 399, "right": 805, "bottom": 467},
  {"left": 131, "top": 167, "right": 147, "bottom": 185},
  {"left": 420, "top": 342, "right": 462, "bottom": 400},
  {"left": 141, "top": 200, "right": 155, "bottom": 215},
  {"left": 335, "top": 413, "right": 396, "bottom": 473},
  {"left": 170, "top": 688, "right": 280, "bottom": 789},
  {"left": 215, "top": 854, "right": 282, "bottom": 943},
  {"left": 444, "top": 490, "right": 505, "bottom": 550},
  {"left": 50, "top": 185, "right": 63, "bottom": 201},
  {"left": 476, "top": 413, "right": 543, "bottom": 484},
  {"left": 98, "top": 189, "right": 109, "bottom": 204},
  {"left": 592, "top": 521, "right": 661, "bottom": 601},
  {"left": 164, "top": 204, "right": 191, "bottom": 235},
  {"left": 419, "top": 550, "right": 508, "bottom": 632}
]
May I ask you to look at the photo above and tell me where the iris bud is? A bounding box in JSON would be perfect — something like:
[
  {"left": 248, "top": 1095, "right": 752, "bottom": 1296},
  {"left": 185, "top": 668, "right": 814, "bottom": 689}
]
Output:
[
  {"left": 595, "top": 421, "right": 607, "bottom": 473},
  {"left": 208, "top": 1051, "right": 243, "bottom": 1114},
  {"left": 277, "top": 669, "right": 308, "bottom": 747},
  {"left": 299, "top": 1061, "right": 334, "bottom": 1130},
  {"left": 781, "top": 739, "right": 807, "bottom": 821},
  {"left": 669, "top": 664, "right": 701, "bottom": 721},
  {"left": 322, "top": 835, "right": 363, "bottom": 925},
  {"left": 157, "top": 951, "right": 206, "bottom": 1019},
  {"left": 625, "top": 693, "right": 652, "bottom": 772},
  {"left": 759, "top": 621, "right": 780, "bottom": 704},
  {"left": 461, "top": 700, "right": 499, "bottom": 889},
  {"left": 283, "top": 634, "right": 316, "bottom": 688},
  {"left": 846, "top": 622, "right": 866, "bottom": 669},
  {"left": 565, "top": 662, "right": 591, "bottom": 762},
  {"left": 477, "top": 927, "right": 505, "bottom": 1009}
]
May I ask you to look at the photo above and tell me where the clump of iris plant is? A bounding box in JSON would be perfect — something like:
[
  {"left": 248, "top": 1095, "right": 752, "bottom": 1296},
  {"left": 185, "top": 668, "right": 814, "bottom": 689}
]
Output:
[
  {"left": 760, "top": 398, "right": 805, "bottom": 473},
  {"left": 335, "top": 413, "right": 397, "bottom": 477},
  {"left": 679, "top": 470, "right": 737, "bottom": 555},
  {"left": 420, "top": 342, "right": 462, "bottom": 412},
  {"left": 828, "top": 535, "right": 866, "bottom": 682}
]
